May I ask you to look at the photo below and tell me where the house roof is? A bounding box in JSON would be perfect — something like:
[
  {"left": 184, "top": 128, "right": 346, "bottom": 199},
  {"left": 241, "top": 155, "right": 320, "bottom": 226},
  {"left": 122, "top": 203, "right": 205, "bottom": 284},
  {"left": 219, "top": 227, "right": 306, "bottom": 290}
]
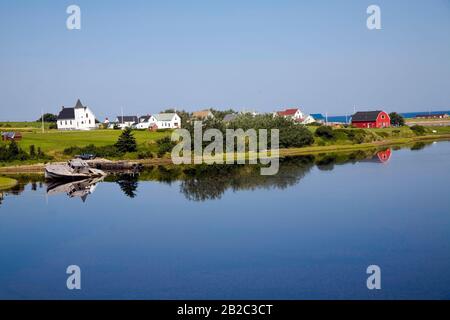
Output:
[
  {"left": 139, "top": 115, "right": 151, "bottom": 122},
  {"left": 57, "top": 107, "right": 75, "bottom": 120},
  {"left": 223, "top": 113, "right": 238, "bottom": 122},
  {"left": 154, "top": 113, "right": 178, "bottom": 121},
  {"left": 74, "top": 99, "right": 84, "bottom": 108},
  {"left": 192, "top": 110, "right": 213, "bottom": 119},
  {"left": 117, "top": 116, "right": 138, "bottom": 123},
  {"left": 1, "top": 132, "right": 20, "bottom": 139},
  {"left": 310, "top": 113, "right": 325, "bottom": 120},
  {"left": 352, "top": 111, "right": 383, "bottom": 122},
  {"left": 277, "top": 108, "right": 299, "bottom": 116}
]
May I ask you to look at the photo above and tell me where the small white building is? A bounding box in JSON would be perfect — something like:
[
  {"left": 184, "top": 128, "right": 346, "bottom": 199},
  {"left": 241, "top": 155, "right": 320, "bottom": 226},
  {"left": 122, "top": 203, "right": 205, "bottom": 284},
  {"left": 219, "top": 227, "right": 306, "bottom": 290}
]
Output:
[
  {"left": 150, "top": 113, "right": 181, "bottom": 129},
  {"left": 57, "top": 99, "right": 97, "bottom": 130}
]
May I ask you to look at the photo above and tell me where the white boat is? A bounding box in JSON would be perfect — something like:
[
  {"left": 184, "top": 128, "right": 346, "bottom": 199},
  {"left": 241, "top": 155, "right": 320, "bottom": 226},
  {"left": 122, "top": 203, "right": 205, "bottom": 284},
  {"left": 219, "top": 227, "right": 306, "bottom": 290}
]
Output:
[{"left": 45, "top": 159, "right": 106, "bottom": 180}]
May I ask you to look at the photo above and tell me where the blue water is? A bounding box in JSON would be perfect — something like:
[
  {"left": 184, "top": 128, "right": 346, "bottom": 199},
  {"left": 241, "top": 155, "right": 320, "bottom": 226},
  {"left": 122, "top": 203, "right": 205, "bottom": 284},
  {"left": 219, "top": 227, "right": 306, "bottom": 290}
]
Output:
[{"left": 0, "top": 142, "right": 450, "bottom": 299}]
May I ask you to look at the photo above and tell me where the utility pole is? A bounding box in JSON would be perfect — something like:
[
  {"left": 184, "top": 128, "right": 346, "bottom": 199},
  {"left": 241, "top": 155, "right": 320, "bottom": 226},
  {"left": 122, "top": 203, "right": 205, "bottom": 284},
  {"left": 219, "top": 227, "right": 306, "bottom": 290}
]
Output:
[
  {"left": 121, "top": 107, "right": 124, "bottom": 125},
  {"left": 41, "top": 108, "right": 44, "bottom": 133}
]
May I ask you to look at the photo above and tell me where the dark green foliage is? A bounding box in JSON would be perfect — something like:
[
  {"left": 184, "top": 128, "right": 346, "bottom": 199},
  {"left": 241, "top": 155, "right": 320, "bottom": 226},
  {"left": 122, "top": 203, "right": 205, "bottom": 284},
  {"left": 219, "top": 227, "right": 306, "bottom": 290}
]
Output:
[
  {"left": 115, "top": 128, "right": 137, "bottom": 153},
  {"left": 36, "top": 113, "right": 58, "bottom": 123},
  {"left": 29, "top": 145, "right": 36, "bottom": 158},
  {"left": 315, "top": 126, "right": 335, "bottom": 139},
  {"left": 389, "top": 112, "right": 405, "bottom": 126},
  {"left": 63, "top": 144, "right": 123, "bottom": 157},
  {"left": 137, "top": 150, "right": 154, "bottom": 159},
  {"left": 156, "top": 136, "right": 176, "bottom": 157},
  {"left": 0, "top": 141, "right": 50, "bottom": 162},
  {"left": 410, "top": 125, "right": 426, "bottom": 135}
]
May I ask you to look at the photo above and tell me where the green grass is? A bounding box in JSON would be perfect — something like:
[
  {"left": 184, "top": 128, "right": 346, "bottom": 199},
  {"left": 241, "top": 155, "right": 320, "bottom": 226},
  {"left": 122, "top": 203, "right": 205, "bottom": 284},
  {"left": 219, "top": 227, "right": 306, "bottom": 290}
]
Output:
[
  {"left": 0, "top": 121, "right": 53, "bottom": 130},
  {"left": 0, "top": 176, "right": 18, "bottom": 190},
  {"left": 2, "top": 129, "right": 171, "bottom": 158}
]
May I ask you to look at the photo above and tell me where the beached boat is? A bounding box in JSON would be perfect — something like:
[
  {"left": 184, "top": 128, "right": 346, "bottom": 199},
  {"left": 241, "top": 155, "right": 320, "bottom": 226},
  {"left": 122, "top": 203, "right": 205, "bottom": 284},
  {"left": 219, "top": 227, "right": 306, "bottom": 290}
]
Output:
[{"left": 45, "top": 159, "right": 106, "bottom": 180}]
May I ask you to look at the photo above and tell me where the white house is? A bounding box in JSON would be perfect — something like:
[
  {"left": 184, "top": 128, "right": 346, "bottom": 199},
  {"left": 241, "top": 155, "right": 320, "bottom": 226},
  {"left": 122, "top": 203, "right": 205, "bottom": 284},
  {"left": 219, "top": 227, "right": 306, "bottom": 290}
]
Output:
[
  {"left": 57, "top": 99, "right": 97, "bottom": 130},
  {"left": 275, "top": 108, "right": 315, "bottom": 125},
  {"left": 115, "top": 116, "right": 138, "bottom": 129},
  {"left": 135, "top": 115, "right": 152, "bottom": 129},
  {"left": 150, "top": 113, "right": 181, "bottom": 129}
]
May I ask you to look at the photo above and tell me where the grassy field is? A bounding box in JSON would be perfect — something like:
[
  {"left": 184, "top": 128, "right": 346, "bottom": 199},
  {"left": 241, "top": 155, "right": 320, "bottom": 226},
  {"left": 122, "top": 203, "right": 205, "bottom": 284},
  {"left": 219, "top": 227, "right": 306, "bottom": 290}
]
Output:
[
  {"left": 0, "top": 121, "right": 53, "bottom": 131},
  {"left": 0, "top": 176, "right": 18, "bottom": 190}
]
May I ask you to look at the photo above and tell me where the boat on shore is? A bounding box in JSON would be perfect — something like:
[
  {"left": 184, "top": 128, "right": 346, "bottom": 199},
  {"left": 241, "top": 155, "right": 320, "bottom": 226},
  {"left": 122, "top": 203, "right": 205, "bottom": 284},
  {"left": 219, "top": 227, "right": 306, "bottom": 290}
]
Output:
[{"left": 45, "top": 159, "right": 106, "bottom": 180}]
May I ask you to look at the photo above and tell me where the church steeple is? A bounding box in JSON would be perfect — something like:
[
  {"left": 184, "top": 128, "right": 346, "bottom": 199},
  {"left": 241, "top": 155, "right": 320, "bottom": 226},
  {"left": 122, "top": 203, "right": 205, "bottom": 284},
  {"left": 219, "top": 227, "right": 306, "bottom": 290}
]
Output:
[{"left": 75, "top": 99, "right": 84, "bottom": 108}]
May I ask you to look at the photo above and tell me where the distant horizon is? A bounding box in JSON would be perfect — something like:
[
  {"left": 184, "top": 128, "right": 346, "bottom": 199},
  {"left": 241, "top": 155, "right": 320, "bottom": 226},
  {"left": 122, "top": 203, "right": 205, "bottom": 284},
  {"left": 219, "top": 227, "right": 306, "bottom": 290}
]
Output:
[{"left": 1, "top": 0, "right": 450, "bottom": 120}]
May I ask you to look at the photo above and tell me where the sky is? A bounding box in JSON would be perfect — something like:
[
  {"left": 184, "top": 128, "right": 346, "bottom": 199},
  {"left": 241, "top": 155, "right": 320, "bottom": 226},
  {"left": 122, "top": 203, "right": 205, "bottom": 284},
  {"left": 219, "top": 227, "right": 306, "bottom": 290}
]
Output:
[{"left": 1, "top": 0, "right": 450, "bottom": 121}]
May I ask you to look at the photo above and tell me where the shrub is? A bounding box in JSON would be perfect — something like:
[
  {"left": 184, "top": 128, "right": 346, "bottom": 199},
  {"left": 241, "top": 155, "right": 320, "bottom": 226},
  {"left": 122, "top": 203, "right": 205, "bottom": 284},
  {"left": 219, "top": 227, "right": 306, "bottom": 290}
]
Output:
[
  {"left": 63, "top": 144, "right": 123, "bottom": 158},
  {"left": 137, "top": 150, "right": 154, "bottom": 159},
  {"left": 315, "top": 126, "right": 335, "bottom": 139},
  {"left": 156, "top": 136, "right": 176, "bottom": 157},
  {"left": 410, "top": 125, "right": 426, "bottom": 135}
]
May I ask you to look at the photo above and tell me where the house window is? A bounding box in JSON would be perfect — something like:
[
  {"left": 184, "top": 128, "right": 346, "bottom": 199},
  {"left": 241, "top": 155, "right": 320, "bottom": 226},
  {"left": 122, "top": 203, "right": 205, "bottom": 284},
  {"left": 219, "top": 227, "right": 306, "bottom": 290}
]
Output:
[
  {"left": 65, "top": 121, "right": 67, "bottom": 125},
  {"left": 89, "top": 120, "right": 91, "bottom": 124},
  {"left": 70, "top": 120, "right": 72, "bottom": 125},
  {"left": 86, "top": 113, "right": 88, "bottom": 118}
]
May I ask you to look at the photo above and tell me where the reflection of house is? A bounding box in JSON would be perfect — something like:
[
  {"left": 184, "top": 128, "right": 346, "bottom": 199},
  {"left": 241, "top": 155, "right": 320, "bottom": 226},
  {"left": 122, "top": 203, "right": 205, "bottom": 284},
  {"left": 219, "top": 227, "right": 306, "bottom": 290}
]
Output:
[
  {"left": 115, "top": 116, "right": 138, "bottom": 129},
  {"left": 1, "top": 131, "right": 22, "bottom": 141},
  {"left": 362, "top": 149, "right": 392, "bottom": 163},
  {"left": 149, "top": 113, "right": 181, "bottom": 129},
  {"left": 275, "top": 108, "right": 315, "bottom": 124},
  {"left": 57, "top": 99, "right": 97, "bottom": 130},
  {"left": 351, "top": 111, "right": 390, "bottom": 128},
  {"left": 192, "top": 110, "right": 214, "bottom": 120}
]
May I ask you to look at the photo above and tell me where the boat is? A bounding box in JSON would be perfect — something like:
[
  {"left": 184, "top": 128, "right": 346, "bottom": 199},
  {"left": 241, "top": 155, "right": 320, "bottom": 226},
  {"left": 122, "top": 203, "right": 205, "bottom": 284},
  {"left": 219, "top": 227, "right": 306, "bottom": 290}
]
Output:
[{"left": 45, "top": 159, "right": 106, "bottom": 180}]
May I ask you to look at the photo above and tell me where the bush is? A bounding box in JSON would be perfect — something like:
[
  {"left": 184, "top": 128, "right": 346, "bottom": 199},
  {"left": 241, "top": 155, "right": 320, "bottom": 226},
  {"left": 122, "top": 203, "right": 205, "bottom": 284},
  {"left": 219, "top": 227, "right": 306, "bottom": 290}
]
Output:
[
  {"left": 156, "top": 136, "right": 176, "bottom": 157},
  {"left": 315, "top": 126, "right": 335, "bottom": 139},
  {"left": 63, "top": 144, "right": 123, "bottom": 158},
  {"left": 137, "top": 150, "right": 154, "bottom": 159},
  {"left": 410, "top": 125, "right": 426, "bottom": 135}
]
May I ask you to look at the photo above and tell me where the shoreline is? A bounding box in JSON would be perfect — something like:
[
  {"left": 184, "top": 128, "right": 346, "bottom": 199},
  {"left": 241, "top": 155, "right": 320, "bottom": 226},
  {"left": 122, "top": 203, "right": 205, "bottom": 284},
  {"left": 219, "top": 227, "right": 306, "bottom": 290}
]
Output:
[{"left": 1, "top": 133, "right": 449, "bottom": 174}]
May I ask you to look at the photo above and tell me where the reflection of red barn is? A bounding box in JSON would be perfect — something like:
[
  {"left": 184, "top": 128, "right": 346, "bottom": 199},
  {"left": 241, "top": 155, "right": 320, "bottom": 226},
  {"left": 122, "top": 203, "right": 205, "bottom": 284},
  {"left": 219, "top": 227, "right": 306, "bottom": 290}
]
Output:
[
  {"left": 376, "top": 149, "right": 391, "bottom": 163},
  {"left": 351, "top": 111, "right": 390, "bottom": 128}
]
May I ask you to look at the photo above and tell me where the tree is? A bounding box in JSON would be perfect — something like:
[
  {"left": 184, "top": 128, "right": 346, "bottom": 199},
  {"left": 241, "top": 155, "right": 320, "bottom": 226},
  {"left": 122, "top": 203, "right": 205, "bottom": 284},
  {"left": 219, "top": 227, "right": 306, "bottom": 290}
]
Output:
[
  {"left": 115, "top": 127, "right": 137, "bottom": 153},
  {"left": 36, "top": 113, "right": 58, "bottom": 123},
  {"left": 389, "top": 112, "right": 405, "bottom": 127}
]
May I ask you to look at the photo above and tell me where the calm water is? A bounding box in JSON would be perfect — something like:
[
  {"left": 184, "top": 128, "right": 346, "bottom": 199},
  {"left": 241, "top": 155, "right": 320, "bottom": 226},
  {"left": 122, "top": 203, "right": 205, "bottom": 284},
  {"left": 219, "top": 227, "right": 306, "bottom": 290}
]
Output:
[{"left": 1, "top": 142, "right": 449, "bottom": 299}]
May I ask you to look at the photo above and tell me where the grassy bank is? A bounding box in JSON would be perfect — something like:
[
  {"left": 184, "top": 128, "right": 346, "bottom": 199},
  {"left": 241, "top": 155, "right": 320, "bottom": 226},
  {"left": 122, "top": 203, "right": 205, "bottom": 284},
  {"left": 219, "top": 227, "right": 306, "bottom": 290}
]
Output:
[{"left": 0, "top": 176, "right": 18, "bottom": 190}]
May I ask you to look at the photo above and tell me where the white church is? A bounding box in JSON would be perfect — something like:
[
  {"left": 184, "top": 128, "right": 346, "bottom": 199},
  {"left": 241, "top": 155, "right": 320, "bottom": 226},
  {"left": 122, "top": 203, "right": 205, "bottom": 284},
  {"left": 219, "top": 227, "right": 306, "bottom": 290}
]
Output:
[{"left": 57, "top": 99, "right": 97, "bottom": 130}]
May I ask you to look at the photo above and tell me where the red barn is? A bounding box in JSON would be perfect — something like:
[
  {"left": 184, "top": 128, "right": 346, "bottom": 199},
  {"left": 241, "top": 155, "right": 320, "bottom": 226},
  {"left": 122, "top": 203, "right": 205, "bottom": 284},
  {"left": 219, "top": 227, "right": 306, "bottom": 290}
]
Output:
[{"left": 351, "top": 111, "right": 390, "bottom": 128}]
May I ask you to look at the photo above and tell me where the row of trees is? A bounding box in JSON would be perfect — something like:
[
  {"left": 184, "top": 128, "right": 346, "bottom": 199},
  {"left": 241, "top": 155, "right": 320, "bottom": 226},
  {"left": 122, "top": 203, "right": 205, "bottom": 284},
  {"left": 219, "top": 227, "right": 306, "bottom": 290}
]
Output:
[{"left": 0, "top": 141, "right": 49, "bottom": 162}]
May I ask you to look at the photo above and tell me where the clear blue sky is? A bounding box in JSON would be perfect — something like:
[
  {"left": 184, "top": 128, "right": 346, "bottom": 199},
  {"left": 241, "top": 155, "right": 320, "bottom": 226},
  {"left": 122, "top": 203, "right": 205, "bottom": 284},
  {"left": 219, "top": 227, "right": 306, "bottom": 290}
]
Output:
[{"left": 1, "top": 0, "right": 450, "bottom": 120}]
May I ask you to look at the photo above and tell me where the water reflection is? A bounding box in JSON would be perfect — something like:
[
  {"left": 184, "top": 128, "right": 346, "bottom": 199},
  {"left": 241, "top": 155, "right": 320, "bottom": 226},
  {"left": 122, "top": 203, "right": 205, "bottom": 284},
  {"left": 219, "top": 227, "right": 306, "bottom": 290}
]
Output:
[
  {"left": 1, "top": 148, "right": 394, "bottom": 204},
  {"left": 47, "top": 177, "right": 104, "bottom": 202}
]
